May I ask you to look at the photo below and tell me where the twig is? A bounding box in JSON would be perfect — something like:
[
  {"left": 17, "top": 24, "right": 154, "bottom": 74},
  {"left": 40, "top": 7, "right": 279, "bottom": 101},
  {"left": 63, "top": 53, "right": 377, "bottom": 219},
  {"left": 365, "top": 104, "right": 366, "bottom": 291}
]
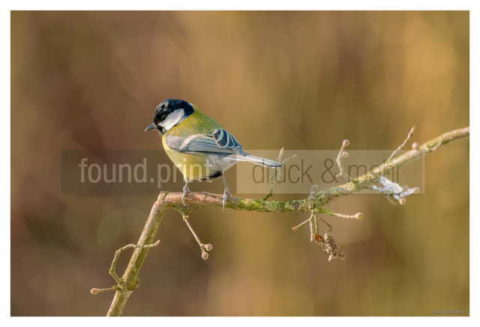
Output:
[
  {"left": 91, "top": 240, "right": 161, "bottom": 308},
  {"left": 329, "top": 211, "right": 363, "bottom": 220},
  {"left": 109, "top": 241, "right": 161, "bottom": 285},
  {"left": 335, "top": 139, "right": 350, "bottom": 180},
  {"left": 90, "top": 286, "right": 116, "bottom": 295},
  {"left": 178, "top": 210, "right": 213, "bottom": 260},
  {"left": 387, "top": 126, "right": 415, "bottom": 162},
  {"left": 319, "top": 217, "right": 333, "bottom": 233},
  {"left": 291, "top": 185, "right": 321, "bottom": 242},
  {"left": 263, "top": 148, "right": 296, "bottom": 200},
  {"left": 93, "top": 126, "right": 469, "bottom": 316},
  {"left": 291, "top": 216, "right": 312, "bottom": 231}
]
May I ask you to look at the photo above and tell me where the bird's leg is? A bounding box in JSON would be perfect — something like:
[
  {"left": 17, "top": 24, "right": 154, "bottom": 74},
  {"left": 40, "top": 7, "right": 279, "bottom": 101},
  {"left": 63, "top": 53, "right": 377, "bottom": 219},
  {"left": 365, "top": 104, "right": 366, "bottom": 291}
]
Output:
[
  {"left": 221, "top": 174, "right": 232, "bottom": 209},
  {"left": 182, "top": 180, "right": 191, "bottom": 206},
  {"left": 181, "top": 213, "right": 213, "bottom": 260}
]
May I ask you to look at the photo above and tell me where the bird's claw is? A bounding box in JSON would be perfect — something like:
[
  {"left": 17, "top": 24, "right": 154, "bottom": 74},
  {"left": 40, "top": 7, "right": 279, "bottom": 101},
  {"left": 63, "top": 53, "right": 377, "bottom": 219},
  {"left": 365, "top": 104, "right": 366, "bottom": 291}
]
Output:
[
  {"left": 182, "top": 184, "right": 191, "bottom": 206},
  {"left": 222, "top": 189, "right": 231, "bottom": 209}
]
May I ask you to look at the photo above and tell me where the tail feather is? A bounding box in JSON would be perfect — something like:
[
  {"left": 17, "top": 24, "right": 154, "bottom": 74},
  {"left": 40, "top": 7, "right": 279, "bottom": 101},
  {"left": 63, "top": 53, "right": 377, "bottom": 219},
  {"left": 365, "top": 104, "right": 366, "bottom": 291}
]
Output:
[{"left": 234, "top": 153, "right": 282, "bottom": 167}]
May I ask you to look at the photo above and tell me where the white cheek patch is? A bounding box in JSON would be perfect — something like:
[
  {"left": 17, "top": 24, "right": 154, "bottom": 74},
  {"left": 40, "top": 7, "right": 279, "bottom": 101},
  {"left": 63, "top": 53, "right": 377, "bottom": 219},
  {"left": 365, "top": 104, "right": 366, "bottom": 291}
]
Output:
[{"left": 159, "top": 109, "right": 185, "bottom": 131}]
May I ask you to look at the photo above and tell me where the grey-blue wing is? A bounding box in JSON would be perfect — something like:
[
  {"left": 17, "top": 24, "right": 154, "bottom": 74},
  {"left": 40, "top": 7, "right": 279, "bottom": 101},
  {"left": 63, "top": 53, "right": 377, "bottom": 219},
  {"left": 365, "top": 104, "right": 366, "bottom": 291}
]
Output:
[{"left": 166, "top": 129, "right": 243, "bottom": 155}]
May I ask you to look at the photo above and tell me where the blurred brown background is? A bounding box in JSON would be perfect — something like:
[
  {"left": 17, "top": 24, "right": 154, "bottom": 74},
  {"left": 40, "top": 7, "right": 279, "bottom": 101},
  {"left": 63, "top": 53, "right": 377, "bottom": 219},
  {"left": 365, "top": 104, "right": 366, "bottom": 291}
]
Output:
[{"left": 11, "top": 11, "right": 469, "bottom": 316}]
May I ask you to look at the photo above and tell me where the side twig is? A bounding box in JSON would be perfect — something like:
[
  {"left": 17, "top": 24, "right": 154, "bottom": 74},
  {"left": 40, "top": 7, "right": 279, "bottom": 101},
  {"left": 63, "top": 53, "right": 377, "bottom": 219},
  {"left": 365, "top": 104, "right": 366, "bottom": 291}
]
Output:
[
  {"left": 387, "top": 126, "right": 415, "bottom": 162},
  {"left": 336, "top": 139, "right": 350, "bottom": 180}
]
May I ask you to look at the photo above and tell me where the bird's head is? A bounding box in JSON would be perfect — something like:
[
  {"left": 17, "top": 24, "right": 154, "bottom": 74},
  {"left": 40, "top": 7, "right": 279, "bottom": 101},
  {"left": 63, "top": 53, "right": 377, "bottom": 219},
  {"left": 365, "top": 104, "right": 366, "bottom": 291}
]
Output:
[{"left": 145, "top": 98, "right": 194, "bottom": 134}]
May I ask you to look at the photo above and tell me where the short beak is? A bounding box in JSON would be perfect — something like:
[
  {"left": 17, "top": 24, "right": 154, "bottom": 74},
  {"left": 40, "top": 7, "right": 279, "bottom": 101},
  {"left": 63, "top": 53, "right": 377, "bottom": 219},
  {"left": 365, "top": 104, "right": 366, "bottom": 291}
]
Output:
[{"left": 144, "top": 123, "right": 156, "bottom": 132}]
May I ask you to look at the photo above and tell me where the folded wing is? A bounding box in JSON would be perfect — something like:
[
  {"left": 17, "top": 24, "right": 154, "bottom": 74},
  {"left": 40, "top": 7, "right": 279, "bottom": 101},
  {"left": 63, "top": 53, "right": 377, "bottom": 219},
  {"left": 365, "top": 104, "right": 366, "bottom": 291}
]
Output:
[{"left": 166, "top": 129, "right": 243, "bottom": 155}]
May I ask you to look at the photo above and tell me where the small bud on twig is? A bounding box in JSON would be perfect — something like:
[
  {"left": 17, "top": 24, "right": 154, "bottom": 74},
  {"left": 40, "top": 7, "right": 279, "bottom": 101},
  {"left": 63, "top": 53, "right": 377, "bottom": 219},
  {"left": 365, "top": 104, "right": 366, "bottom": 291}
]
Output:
[
  {"left": 90, "top": 286, "right": 116, "bottom": 295},
  {"left": 204, "top": 243, "right": 213, "bottom": 252},
  {"left": 201, "top": 252, "right": 209, "bottom": 260}
]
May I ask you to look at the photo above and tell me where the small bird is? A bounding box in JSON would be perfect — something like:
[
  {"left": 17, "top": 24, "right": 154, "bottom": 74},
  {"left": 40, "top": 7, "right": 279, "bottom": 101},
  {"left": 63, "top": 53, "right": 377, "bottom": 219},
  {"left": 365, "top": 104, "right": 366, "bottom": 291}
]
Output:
[{"left": 145, "top": 98, "right": 282, "bottom": 206}]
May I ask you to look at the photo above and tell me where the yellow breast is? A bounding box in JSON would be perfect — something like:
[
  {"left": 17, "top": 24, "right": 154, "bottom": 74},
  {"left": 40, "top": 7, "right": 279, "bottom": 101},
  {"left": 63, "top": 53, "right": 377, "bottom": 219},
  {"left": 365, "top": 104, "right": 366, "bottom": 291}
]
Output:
[{"left": 161, "top": 110, "right": 224, "bottom": 181}]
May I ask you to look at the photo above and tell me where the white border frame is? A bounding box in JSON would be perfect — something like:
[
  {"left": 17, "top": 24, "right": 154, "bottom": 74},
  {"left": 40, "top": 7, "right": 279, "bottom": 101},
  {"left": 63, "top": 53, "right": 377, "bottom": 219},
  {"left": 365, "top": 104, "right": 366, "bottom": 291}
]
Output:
[{"left": 1, "top": 1, "right": 477, "bottom": 326}]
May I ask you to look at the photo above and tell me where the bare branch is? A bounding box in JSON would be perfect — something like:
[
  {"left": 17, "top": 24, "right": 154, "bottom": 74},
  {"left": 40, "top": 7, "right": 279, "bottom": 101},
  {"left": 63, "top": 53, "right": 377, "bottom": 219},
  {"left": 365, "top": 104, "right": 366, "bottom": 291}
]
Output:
[{"left": 93, "top": 126, "right": 469, "bottom": 316}]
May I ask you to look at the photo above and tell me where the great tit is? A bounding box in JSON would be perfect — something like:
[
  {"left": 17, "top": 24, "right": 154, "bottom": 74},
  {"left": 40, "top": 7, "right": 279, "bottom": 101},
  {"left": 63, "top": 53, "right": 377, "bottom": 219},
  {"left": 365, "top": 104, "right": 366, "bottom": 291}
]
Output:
[{"left": 145, "top": 98, "right": 282, "bottom": 205}]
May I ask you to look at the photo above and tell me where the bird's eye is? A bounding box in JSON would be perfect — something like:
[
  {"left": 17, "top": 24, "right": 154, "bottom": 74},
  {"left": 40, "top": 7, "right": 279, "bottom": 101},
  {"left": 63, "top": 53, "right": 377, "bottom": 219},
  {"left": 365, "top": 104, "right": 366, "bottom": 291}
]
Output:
[{"left": 154, "top": 112, "right": 163, "bottom": 122}]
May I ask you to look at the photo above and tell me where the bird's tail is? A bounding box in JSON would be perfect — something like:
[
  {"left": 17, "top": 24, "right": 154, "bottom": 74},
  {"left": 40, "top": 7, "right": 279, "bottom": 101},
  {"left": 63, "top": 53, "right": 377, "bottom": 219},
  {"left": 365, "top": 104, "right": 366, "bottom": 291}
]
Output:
[{"left": 234, "top": 153, "right": 282, "bottom": 167}]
